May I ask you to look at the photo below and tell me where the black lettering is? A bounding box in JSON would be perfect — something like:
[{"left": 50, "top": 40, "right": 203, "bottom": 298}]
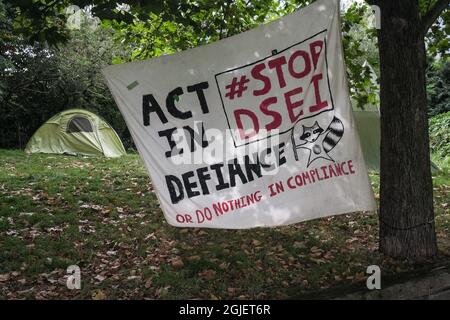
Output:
[
  {"left": 244, "top": 154, "right": 262, "bottom": 181},
  {"left": 182, "top": 171, "right": 200, "bottom": 198},
  {"left": 165, "top": 175, "right": 184, "bottom": 204},
  {"left": 166, "top": 87, "right": 192, "bottom": 119},
  {"left": 158, "top": 128, "right": 184, "bottom": 158},
  {"left": 228, "top": 160, "right": 248, "bottom": 187},
  {"left": 187, "top": 82, "right": 210, "bottom": 114},
  {"left": 143, "top": 94, "right": 168, "bottom": 126},
  {"left": 183, "top": 122, "right": 209, "bottom": 152},
  {"left": 210, "top": 163, "right": 229, "bottom": 191},
  {"left": 196, "top": 167, "right": 211, "bottom": 195}
]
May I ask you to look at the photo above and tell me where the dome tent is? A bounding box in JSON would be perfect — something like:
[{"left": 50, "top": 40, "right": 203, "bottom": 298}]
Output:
[{"left": 25, "top": 109, "right": 126, "bottom": 157}]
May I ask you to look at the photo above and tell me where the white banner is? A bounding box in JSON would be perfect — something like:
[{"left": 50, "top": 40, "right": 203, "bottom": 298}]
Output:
[{"left": 103, "top": 0, "right": 376, "bottom": 229}]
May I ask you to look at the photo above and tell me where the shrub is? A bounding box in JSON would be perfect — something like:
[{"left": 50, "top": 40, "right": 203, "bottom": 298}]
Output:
[{"left": 429, "top": 111, "right": 450, "bottom": 159}]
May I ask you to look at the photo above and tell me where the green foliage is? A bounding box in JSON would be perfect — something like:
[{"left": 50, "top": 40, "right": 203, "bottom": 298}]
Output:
[
  {"left": 2, "top": 0, "right": 449, "bottom": 149},
  {"left": 10, "top": 0, "right": 69, "bottom": 44},
  {"left": 427, "top": 59, "right": 450, "bottom": 116},
  {"left": 0, "top": 39, "right": 61, "bottom": 148},
  {"left": 0, "top": 0, "right": 15, "bottom": 97},
  {"left": 51, "top": 26, "right": 132, "bottom": 147},
  {"left": 429, "top": 111, "right": 450, "bottom": 159},
  {"left": 421, "top": 1, "right": 450, "bottom": 60},
  {"left": 0, "top": 24, "right": 133, "bottom": 149},
  {"left": 341, "top": 2, "right": 379, "bottom": 109},
  {"left": 105, "top": 0, "right": 288, "bottom": 62},
  {"left": 105, "top": 12, "right": 199, "bottom": 61}
]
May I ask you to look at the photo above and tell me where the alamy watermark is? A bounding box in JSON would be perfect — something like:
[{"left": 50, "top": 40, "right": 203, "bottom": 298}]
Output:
[
  {"left": 66, "top": 265, "right": 81, "bottom": 290},
  {"left": 164, "top": 123, "right": 282, "bottom": 176},
  {"left": 65, "top": 5, "right": 100, "bottom": 31},
  {"left": 370, "top": 5, "right": 381, "bottom": 30},
  {"left": 366, "top": 265, "right": 381, "bottom": 290}
]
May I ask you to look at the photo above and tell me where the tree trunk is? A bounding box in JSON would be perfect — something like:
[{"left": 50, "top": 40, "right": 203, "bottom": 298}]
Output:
[{"left": 377, "top": 0, "right": 437, "bottom": 260}]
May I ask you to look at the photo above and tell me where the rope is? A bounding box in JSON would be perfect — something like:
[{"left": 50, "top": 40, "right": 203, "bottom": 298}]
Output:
[{"left": 379, "top": 218, "right": 434, "bottom": 231}]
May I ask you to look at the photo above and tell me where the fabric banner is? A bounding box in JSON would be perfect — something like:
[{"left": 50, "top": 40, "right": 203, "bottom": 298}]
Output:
[{"left": 103, "top": 0, "right": 376, "bottom": 229}]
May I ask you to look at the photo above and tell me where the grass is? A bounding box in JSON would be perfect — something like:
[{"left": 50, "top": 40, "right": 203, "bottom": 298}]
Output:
[{"left": 0, "top": 149, "right": 449, "bottom": 299}]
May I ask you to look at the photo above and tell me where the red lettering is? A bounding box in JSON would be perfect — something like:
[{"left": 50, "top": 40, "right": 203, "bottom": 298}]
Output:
[
  {"left": 309, "top": 169, "right": 316, "bottom": 182},
  {"left": 334, "top": 163, "right": 343, "bottom": 176},
  {"left": 295, "top": 175, "right": 303, "bottom": 186},
  {"left": 196, "top": 210, "right": 204, "bottom": 223},
  {"left": 341, "top": 161, "right": 349, "bottom": 175},
  {"left": 260, "top": 96, "right": 282, "bottom": 131},
  {"left": 287, "top": 177, "right": 296, "bottom": 189},
  {"left": 204, "top": 207, "right": 212, "bottom": 221},
  {"left": 321, "top": 166, "right": 330, "bottom": 179},
  {"left": 309, "top": 40, "right": 323, "bottom": 69},
  {"left": 285, "top": 87, "right": 304, "bottom": 123},
  {"left": 251, "top": 63, "right": 271, "bottom": 96},
  {"left": 234, "top": 109, "right": 260, "bottom": 140},
  {"left": 213, "top": 203, "right": 223, "bottom": 216},
  {"left": 309, "top": 74, "right": 328, "bottom": 113},
  {"left": 348, "top": 160, "right": 355, "bottom": 174},
  {"left": 288, "top": 50, "right": 311, "bottom": 79},
  {"left": 268, "top": 56, "right": 287, "bottom": 88},
  {"left": 315, "top": 168, "right": 323, "bottom": 181}
]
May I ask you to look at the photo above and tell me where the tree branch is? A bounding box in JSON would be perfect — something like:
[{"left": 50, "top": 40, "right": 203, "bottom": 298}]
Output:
[{"left": 421, "top": 0, "right": 450, "bottom": 35}]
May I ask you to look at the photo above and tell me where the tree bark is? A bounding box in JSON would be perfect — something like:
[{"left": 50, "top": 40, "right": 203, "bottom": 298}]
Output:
[{"left": 376, "top": 0, "right": 437, "bottom": 260}]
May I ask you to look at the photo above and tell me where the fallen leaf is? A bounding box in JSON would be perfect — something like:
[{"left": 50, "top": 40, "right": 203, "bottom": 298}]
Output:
[
  {"left": 199, "top": 269, "right": 216, "bottom": 280},
  {"left": 170, "top": 257, "right": 184, "bottom": 268},
  {"left": 227, "top": 287, "right": 236, "bottom": 295},
  {"left": 355, "top": 272, "right": 365, "bottom": 281},
  {"left": 219, "top": 262, "right": 229, "bottom": 270},
  {"left": 92, "top": 289, "right": 107, "bottom": 300},
  {"left": 145, "top": 278, "right": 153, "bottom": 288},
  {"left": 252, "top": 239, "right": 261, "bottom": 246},
  {"left": 293, "top": 241, "right": 306, "bottom": 249},
  {"left": 0, "top": 274, "right": 10, "bottom": 282},
  {"left": 94, "top": 275, "right": 106, "bottom": 282},
  {"left": 186, "top": 255, "right": 201, "bottom": 262}
]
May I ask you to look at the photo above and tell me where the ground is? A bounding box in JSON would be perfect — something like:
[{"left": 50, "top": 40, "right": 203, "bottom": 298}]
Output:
[{"left": 0, "top": 149, "right": 449, "bottom": 299}]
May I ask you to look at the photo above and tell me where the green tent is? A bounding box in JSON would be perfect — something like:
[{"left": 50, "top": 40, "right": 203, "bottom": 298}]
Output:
[
  {"left": 25, "top": 109, "right": 126, "bottom": 157},
  {"left": 353, "top": 108, "right": 440, "bottom": 172},
  {"left": 353, "top": 109, "right": 380, "bottom": 171}
]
